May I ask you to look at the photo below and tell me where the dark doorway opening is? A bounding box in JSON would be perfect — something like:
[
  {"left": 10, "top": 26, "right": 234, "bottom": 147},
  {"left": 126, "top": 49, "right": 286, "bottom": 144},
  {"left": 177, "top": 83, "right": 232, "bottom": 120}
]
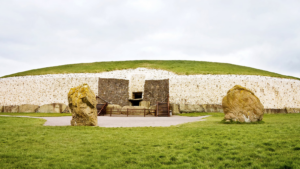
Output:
[
  {"left": 131, "top": 100, "right": 141, "bottom": 106},
  {"left": 133, "top": 92, "right": 143, "bottom": 99}
]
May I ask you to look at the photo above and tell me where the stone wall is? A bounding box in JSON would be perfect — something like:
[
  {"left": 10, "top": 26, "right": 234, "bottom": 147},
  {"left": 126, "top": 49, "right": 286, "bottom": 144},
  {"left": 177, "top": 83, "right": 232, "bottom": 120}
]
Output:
[
  {"left": 98, "top": 78, "right": 129, "bottom": 107},
  {"left": 144, "top": 79, "right": 169, "bottom": 106},
  {"left": 169, "top": 75, "right": 300, "bottom": 109},
  {"left": 0, "top": 68, "right": 300, "bottom": 110}
]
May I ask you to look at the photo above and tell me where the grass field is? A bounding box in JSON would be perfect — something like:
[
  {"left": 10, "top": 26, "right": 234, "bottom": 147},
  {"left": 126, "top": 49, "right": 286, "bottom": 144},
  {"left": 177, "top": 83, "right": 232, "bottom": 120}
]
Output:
[
  {"left": 0, "top": 113, "right": 72, "bottom": 117},
  {"left": 2, "top": 60, "right": 299, "bottom": 80},
  {"left": 1, "top": 113, "right": 300, "bottom": 168}
]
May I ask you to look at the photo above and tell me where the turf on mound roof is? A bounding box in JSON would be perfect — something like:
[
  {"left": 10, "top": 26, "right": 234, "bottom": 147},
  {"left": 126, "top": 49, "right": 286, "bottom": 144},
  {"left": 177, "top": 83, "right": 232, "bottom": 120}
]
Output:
[{"left": 2, "top": 60, "right": 299, "bottom": 80}]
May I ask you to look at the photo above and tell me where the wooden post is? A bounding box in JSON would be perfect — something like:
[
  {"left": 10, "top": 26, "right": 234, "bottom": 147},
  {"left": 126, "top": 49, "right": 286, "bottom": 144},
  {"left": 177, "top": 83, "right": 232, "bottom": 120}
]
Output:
[
  {"left": 168, "top": 95, "right": 170, "bottom": 117},
  {"left": 127, "top": 108, "right": 128, "bottom": 117},
  {"left": 144, "top": 108, "right": 145, "bottom": 117},
  {"left": 156, "top": 102, "right": 158, "bottom": 117}
]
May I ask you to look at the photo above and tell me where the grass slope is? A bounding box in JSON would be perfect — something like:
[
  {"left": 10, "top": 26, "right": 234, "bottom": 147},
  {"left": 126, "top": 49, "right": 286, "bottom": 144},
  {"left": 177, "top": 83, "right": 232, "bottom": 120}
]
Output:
[
  {"left": 2, "top": 60, "right": 298, "bottom": 80},
  {"left": 1, "top": 114, "right": 300, "bottom": 168}
]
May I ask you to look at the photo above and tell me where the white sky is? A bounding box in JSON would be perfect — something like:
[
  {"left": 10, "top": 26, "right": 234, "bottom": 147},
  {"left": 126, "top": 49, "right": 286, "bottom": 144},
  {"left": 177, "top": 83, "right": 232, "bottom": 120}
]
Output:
[{"left": 0, "top": 0, "right": 300, "bottom": 78}]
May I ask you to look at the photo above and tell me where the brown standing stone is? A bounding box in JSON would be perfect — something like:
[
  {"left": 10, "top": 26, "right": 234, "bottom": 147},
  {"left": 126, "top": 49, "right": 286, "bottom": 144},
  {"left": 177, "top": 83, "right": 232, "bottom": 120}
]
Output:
[
  {"left": 222, "top": 85, "right": 264, "bottom": 122},
  {"left": 68, "top": 83, "right": 98, "bottom": 126}
]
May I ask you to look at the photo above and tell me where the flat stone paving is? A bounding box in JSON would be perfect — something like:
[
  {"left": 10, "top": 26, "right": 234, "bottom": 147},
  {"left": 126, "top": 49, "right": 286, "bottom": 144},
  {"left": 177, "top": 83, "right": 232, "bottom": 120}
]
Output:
[{"left": 0, "top": 115, "right": 209, "bottom": 127}]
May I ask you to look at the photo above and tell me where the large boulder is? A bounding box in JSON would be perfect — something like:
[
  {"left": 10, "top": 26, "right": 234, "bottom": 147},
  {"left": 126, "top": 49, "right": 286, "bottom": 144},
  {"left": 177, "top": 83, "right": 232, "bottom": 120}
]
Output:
[
  {"left": 19, "top": 104, "right": 39, "bottom": 113},
  {"left": 3, "top": 105, "right": 19, "bottom": 113},
  {"left": 68, "top": 83, "right": 98, "bottom": 126},
  {"left": 222, "top": 85, "right": 264, "bottom": 122},
  {"left": 37, "top": 103, "right": 67, "bottom": 113}
]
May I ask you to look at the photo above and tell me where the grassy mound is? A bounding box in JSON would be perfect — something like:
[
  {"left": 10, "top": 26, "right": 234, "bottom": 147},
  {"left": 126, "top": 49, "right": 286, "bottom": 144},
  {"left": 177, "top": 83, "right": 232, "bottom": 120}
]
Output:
[
  {"left": 2, "top": 60, "right": 299, "bottom": 80},
  {"left": 1, "top": 114, "right": 300, "bottom": 168}
]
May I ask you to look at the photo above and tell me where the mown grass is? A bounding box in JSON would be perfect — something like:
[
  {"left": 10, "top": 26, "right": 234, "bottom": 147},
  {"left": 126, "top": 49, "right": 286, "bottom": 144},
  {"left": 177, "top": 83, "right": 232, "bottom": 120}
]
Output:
[
  {"left": 178, "top": 112, "right": 224, "bottom": 117},
  {"left": 0, "top": 113, "right": 72, "bottom": 117},
  {"left": 1, "top": 114, "right": 300, "bottom": 168},
  {"left": 2, "top": 60, "right": 299, "bottom": 80}
]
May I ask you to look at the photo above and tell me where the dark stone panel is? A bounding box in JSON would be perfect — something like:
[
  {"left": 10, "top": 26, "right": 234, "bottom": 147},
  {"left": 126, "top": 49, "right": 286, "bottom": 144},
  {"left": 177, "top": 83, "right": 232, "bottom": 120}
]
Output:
[
  {"left": 144, "top": 79, "right": 169, "bottom": 106},
  {"left": 98, "top": 78, "right": 130, "bottom": 107}
]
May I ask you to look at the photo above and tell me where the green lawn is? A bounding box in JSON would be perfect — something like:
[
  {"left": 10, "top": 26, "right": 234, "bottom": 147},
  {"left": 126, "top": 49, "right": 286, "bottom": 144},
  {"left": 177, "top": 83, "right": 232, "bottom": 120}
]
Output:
[
  {"left": 0, "top": 114, "right": 300, "bottom": 168},
  {"left": 2, "top": 60, "right": 299, "bottom": 80},
  {"left": 0, "top": 113, "right": 72, "bottom": 117}
]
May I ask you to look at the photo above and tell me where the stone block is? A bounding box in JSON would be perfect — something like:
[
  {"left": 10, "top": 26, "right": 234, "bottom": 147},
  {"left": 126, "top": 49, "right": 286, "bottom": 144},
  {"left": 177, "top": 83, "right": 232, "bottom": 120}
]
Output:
[
  {"left": 0, "top": 105, "right": 3, "bottom": 112},
  {"left": 180, "top": 104, "right": 204, "bottom": 113},
  {"left": 106, "top": 104, "right": 122, "bottom": 114},
  {"left": 285, "top": 107, "right": 300, "bottom": 113},
  {"left": 3, "top": 105, "right": 19, "bottom": 112},
  {"left": 37, "top": 103, "right": 67, "bottom": 113},
  {"left": 139, "top": 101, "right": 150, "bottom": 108},
  {"left": 203, "top": 104, "right": 223, "bottom": 112},
  {"left": 170, "top": 104, "right": 180, "bottom": 115},
  {"left": 19, "top": 104, "right": 39, "bottom": 113}
]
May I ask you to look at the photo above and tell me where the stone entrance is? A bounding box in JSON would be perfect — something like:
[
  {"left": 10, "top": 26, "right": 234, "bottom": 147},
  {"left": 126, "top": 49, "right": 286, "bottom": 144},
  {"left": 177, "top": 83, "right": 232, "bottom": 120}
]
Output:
[{"left": 97, "top": 78, "right": 170, "bottom": 116}]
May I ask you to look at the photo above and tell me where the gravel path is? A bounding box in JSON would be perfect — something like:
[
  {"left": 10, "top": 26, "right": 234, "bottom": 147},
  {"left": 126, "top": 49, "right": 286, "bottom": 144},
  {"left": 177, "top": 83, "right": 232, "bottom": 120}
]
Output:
[{"left": 0, "top": 115, "right": 209, "bottom": 127}]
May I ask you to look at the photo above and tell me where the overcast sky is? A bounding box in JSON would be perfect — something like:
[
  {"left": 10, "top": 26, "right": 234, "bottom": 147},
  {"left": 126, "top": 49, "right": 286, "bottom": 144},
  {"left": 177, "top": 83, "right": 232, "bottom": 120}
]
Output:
[{"left": 0, "top": 0, "right": 300, "bottom": 78}]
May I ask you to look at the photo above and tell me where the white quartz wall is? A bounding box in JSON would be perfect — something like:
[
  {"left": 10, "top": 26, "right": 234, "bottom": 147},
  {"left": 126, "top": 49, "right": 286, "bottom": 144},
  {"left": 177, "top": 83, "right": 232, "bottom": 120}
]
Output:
[
  {"left": 169, "top": 75, "right": 300, "bottom": 108},
  {"left": 129, "top": 74, "right": 146, "bottom": 99},
  {"left": 0, "top": 68, "right": 299, "bottom": 109}
]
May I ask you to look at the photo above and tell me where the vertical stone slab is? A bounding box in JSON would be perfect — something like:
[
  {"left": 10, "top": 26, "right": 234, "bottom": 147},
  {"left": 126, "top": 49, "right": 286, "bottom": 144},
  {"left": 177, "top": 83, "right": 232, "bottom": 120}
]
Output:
[
  {"left": 68, "top": 83, "right": 98, "bottom": 126},
  {"left": 144, "top": 79, "right": 169, "bottom": 106},
  {"left": 98, "top": 78, "right": 129, "bottom": 107}
]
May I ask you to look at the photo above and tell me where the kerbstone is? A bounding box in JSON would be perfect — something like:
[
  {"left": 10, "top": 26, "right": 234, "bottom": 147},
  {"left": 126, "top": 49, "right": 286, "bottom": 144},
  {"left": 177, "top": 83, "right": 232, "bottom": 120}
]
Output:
[
  {"left": 3, "top": 105, "right": 19, "bottom": 112},
  {"left": 19, "top": 104, "right": 39, "bottom": 112},
  {"left": 170, "top": 104, "right": 180, "bottom": 115},
  {"left": 37, "top": 103, "right": 67, "bottom": 113},
  {"left": 106, "top": 104, "right": 122, "bottom": 114}
]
